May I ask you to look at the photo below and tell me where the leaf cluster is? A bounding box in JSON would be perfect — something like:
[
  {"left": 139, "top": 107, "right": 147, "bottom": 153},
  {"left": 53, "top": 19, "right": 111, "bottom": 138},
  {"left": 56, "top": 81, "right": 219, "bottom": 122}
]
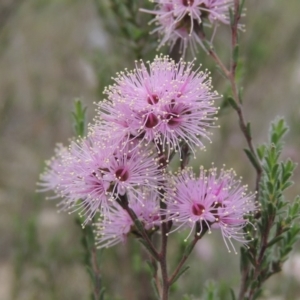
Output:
[{"left": 238, "top": 118, "right": 300, "bottom": 300}]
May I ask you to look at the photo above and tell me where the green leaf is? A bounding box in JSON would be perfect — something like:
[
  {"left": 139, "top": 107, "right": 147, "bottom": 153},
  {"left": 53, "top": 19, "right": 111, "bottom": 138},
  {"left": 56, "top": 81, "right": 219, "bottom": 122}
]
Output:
[
  {"left": 239, "top": 0, "right": 246, "bottom": 14},
  {"left": 266, "top": 181, "right": 274, "bottom": 194},
  {"left": 240, "top": 247, "right": 249, "bottom": 272},
  {"left": 233, "top": 44, "right": 239, "bottom": 64},
  {"left": 138, "top": 239, "right": 159, "bottom": 260},
  {"left": 86, "top": 266, "right": 95, "bottom": 282},
  {"left": 72, "top": 98, "right": 87, "bottom": 137},
  {"left": 169, "top": 266, "right": 190, "bottom": 286},
  {"left": 146, "top": 260, "right": 157, "bottom": 276},
  {"left": 246, "top": 122, "right": 251, "bottom": 138},
  {"left": 229, "top": 8, "right": 234, "bottom": 26},
  {"left": 281, "top": 181, "right": 293, "bottom": 191},
  {"left": 134, "top": 218, "right": 145, "bottom": 233},
  {"left": 183, "top": 240, "right": 197, "bottom": 257},
  {"left": 244, "top": 149, "right": 260, "bottom": 171},
  {"left": 267, "top": 235, "right": 283, "bottom": 248},
  {"left": 216, "top": 64, "right": 228, "bottom": 79},
  {"left": 271, "top": 163, "right": 279, "bottom": 179},
  {"left": 230, "top": 288, "right": 236, "bottom": 300},
  {"left": 267, "top": 202, "right": 276, "bottom": 215},
  {"left": 100, "top": 288, "right": 106, "bottom": 300},
  {"left": 151, "top": 278, "right": 160, "bottom": 300},
  {"left": 256, "top": 145, "right": 266, "bottom": 160},
  {"left": 227, "top": 96, "right": 239, "bottom": 111},
  {"left": 270, "top": 118, "right": 289, "bottom": 145}
]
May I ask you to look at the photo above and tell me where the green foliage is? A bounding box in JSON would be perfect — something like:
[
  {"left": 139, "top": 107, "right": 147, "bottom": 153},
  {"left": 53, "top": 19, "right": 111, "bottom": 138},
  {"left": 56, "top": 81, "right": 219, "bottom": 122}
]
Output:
[
  {"left": 169, "top": 266, "right": 190, "bottom": 286},
  {"left": 78, "top": 221, "right": 106, "bottom": 300},
  {"left": 236, "top": 118, "right": 300, "bottom": 300},
  {"left": 202, "top": 281, "right": 221, "bottom": 300},
  {"left": 72, "top": 98, "right": 87, "bottom": 137},
  {"left": 93, "top": 0, "right": 155, "bottom": 59}
]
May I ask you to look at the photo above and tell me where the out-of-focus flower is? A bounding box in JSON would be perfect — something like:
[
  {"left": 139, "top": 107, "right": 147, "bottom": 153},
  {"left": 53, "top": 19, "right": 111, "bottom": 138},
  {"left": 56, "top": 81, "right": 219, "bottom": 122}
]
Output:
[
  {"left": 141, "top": 0, "right": 234, "bottom": 55},
  {"left": 95, "top": 55, "right": 219, "bottom": 158},
  {"left": 38, "top": 137, "right": 164, "bottom": 225},
  {"left": 37, "top": 143, "right": 69, "bottom": 194},
  {"left": 164, "top": 166, "right": 256, "bottom": 252}
]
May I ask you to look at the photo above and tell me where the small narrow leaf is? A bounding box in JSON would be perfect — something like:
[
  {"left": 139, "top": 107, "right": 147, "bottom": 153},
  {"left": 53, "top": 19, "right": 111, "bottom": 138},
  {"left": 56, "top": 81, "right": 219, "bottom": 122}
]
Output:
[
  {"left": 229, "top": 8, "right": 234, "bottom": 26},
  {"left": 244, "top": 149, "right": 260, "bottom": 171},
  {"left": 183, "top": 241, "right": 196, "bottom": 257},
  {"left": 233, "top": 44, "right": 239, "bottom": 64},
  {"left": 267, "top": 235, "right": 283, "bottom": 248},
  {"left": 239, "top": 0, "right": 246, "bottom": 14},
  {"left": 72, "top": 99, "right": 87, "bottom": 137},
  {"left": 146, "top": 260, "right": 157, "bottom": 276},
  {"left": 151, "top": 278, "right": 160, "bottom": 300},
  {"left": 230, "top": 288, "right": 236, "bottom": 300},
  {"left": 169, "top": 266, "right": 190, "bottom": 285},
  {"left": 138, "top": 239, "right": 159, "bottom": 260},
  {"left": 216, "top": 64, "right": 228, "bottom": 78},
  {"left": 100, "top": 288, "right": 106, "bottom": 300},
  {"left": 240, "top": 247, "right": 249, "bottom": 272},
  {"left": 257, "top": 145, "right": 266, "bottom": 160},
  {"left": 227, "top": 96, "right": 239, "bottom": 111},
  {"left": 281, "top": 181, "right": 293, "bottom": 191}
]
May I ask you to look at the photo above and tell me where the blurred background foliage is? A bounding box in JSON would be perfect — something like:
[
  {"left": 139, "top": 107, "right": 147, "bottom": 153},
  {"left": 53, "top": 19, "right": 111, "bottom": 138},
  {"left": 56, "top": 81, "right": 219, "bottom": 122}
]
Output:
[{"left": 0, "top": 0, "right": 300, "bottom": 299}]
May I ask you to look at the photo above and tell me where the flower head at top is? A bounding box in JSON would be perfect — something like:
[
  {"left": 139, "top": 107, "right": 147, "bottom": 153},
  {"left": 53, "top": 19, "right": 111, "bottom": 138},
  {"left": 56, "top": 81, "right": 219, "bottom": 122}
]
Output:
[
  {"left": 38, "top": 136, "right": 164, "bottom": 226},
  {"left": 163, "top": 166, "right": 256, "bottom": 253},
  {"left": 95, "top": 55, "right": 219, "bottom": 158},
  {"left": 141, "top": 0, "right": 235, "bottom": 55}
]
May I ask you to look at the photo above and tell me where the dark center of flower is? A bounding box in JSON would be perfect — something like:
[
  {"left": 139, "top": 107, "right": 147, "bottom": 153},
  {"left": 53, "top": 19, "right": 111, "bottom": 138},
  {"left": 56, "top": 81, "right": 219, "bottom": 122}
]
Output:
[
  {"left": 115, "top": 168, "right": 129, "bottom": 182},
  {"left": 166, "top": 113, "right": 180, "bottom": 126},
  {"left": 211, "top": 201, "right": 224, "bottom": 221},
  {"left": 183, "top": 0, "right": 194, "bottom": 6},
  {"left": 192, "top": 203, "right": 205, "bottom": 216},
  {"left": 166, "top": 105, "right": 191, "bottom": 126},
  {"left": 152, "top": 215, "right": 160, "bottom": 221},
  {"left": 145, "top": 113, "right": 159, "bottom": 128},
  {"left": 170, "top": 99, "right": 176, "bottom": 108},
  {"left": 147, "top": 94, "right": 159, "bottom": 105}
]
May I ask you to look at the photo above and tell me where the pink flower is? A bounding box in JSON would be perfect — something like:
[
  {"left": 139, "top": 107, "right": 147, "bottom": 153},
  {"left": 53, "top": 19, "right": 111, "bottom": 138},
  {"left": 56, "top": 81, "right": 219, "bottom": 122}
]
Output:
[
  {"left": 95, "top": 203, "right": 133, "bottom": 249},
  {"left": 96, "top": 55, "right": 219, "bottom": 158},
  {"left": 95, "top": 191, "right": 161, "bottom": 249},
  {"left": 202, "top": 0, "right": 233, "bottom": 24},
  {"left": 164, "top": 166, "right": 256, "bottom": 252},
  {"left": 39, "top": 139, "right": 111, "bottom": 223},
  {"left": 38, "top": 136, "right": 164, "bottom": 225},
  {"left": 141, "top": 0, "right": 234, "bottom": 55},
  {"left": 38, "top": 144, "right": 69, "bottom": 195}
]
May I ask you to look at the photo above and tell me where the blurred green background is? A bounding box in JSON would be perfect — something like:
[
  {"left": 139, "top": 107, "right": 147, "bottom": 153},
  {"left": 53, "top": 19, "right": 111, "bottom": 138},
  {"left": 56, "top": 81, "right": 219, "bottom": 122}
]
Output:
[{"left": 0, "top": 0, "right": 300, "bottom": 299}]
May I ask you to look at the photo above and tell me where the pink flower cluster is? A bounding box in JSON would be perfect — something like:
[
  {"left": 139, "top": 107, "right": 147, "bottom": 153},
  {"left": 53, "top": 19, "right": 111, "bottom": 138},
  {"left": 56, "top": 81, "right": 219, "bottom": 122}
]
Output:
[
  {"left": 39, "top": 55, "right": 255, "bottom": 251},
  {"left": 92, "top": 55, "right": 219, "bottom": 157},
  {"left": 164, "top": 166, "right": 255, "bottom": 253},
  {"left": 141, "top": 0, "right": 235, "bottom": 55}
]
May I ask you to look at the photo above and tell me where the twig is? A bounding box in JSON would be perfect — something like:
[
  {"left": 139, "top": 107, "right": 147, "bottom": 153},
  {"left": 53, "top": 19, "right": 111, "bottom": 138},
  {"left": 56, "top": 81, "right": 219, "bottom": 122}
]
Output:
[
  {"left": 159, "top": 219, "right": 169, "bottom": 300},
  {"left": 200, "top": 2, "right": 262, "bottom": 197},
  {"left": 116, "top": 194, "right": 160, "bottom": 260},
  {"left": 91, "top": 246, "right": 103, "bottom": 299},
  {"left": 168, "top": 224, "right": 208, "bottom": 286}
]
